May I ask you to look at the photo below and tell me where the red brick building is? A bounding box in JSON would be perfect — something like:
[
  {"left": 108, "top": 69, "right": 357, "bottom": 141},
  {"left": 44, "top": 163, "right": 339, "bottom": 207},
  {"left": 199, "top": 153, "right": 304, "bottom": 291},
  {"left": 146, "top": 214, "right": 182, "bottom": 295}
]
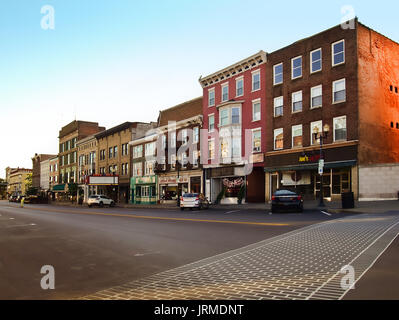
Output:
[
  {"left": 264, "top": 20, "right": 399, "bottom": 201},
  {"left": 199, "top": 51, "right": 267, "bottom": 203}
]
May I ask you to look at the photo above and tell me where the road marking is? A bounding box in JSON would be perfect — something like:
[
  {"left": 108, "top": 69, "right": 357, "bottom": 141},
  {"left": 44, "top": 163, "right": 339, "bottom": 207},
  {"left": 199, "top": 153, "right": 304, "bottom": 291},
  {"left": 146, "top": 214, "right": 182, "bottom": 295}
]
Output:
[
  {"left": 5, "top": 223, "right": 36, "bottom": 228},
  {"left": 225, "top": 210, "right": 240, "bottom": 214},
  {"left": 321, "top": 210, "right": 332, "bottom": 216},
  {"left": 2, "top": 205, "right": 290, "bottom": 227},
  {"left": 9, "top": 218, "right": 15, "bottom": 220}
]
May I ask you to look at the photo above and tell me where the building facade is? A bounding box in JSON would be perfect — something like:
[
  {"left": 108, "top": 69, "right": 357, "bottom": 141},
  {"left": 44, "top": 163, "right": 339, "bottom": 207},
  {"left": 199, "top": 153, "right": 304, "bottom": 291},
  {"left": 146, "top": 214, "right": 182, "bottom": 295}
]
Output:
[
  {"left": 199, "top": 51, "right": 268, "bottom": 204},
  {"left": 264, "top": 20, "right": 399, "bottom": 201},
  {"left": 49, "top": 156, "right": 59, "bottom": 190},
  {"left": 95, "top": 122, "right": 155, "bottom": 203},
  {"left": 32, "top": 154, "right": 56, "bottom": 190},
  {"left": 7, "top": 168, "right": 32, "bottom": 196},
  {"left": 155, "top": 97, "right": 204, "bottom": 204},
  {"left": 40, "top": 159, "right": 50, "bottom": 191}
]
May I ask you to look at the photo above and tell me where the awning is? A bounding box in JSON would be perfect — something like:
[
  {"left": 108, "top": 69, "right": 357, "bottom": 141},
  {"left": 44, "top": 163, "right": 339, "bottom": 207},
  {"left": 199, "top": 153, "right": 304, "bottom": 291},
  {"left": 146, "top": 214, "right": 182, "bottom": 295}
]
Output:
[
  {"left": 52, "top": 184, "right": 65, "bottom": 191},
  {"left": 264, "top": 160, "right": 357, "bottom": 173}
]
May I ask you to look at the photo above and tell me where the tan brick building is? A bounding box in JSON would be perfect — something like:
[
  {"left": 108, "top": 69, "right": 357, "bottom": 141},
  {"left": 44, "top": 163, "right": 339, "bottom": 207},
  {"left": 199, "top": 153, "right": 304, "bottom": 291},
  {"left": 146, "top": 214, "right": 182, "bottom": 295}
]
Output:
[
  {"left": 95, "top": 122, "right": 156, "bottom": 203},
  {"left": 7, "top": 168, "right": 32, "bottom": 196}
]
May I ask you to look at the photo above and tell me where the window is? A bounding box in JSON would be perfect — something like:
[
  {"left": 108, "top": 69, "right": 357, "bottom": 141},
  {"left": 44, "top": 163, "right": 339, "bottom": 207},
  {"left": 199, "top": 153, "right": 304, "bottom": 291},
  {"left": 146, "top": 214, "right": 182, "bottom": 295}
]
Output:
[
  {"left": 221, "top": 83, "right": 229, "bottom": 102},
  {"left": 333, "top": 79, "right": 346, "bottom": 103},
  {"left": 232, "top": 107, "right": 240, "bottom": 124},
  {"left": 252, "top": 99, "right": 261, "bottom": 121},
  {"left": 292, "top": 125, "right": 303, "bottom": 148},
  {"left": 292, "top": 91, "right": 302, "bottom": 113},
  {"left": 208, "top": 115, "right": 215, "bottom": 132},
  {"left": 170, "top": 154, "right": 176, "bottom": 170},
  {"left": 291, "top": 56, "right": 302, "bottom": 79},
  {"left": 145, "top": 142, "right": 156, "bottom": 156},
  {"left": 192, "top": 151, "right": 199, "bottom": 167},
  {"left": 121, "top": 163, "right": 125, "bottom": 176},
  {"left": 311, "top": 121, "right": 323, "bottom": 145},
  {"left": 145, "top": 161, "right": 155, "bottom": 176},
  {"left": 311, "top": 48, "right": 322, "bottom": 73},
  {"left": 208, "top": 139, "right": 215, "bottom": 160},
  {"left": 273, "top": 63, "right": 283, "bottom": 85},
  {"left": 274, "top": 128, "right": 284, "bottom": 150},
  {"left": 236, "top": 77, "right": 244, "bottom": 96},
  {"left": 122, "top": 143, "right": 128, "bottom": 156},
  {"left": 232, "top": 136, "right": 241, "bottom": 158},
  {"left": 220, "top": 109, "right": 229, "bottom": 126},
  {"left": 181, "top": 129, "right": 188, "bottom": 144},
  {"left": 113, "top": 146, "right": 118, "bottom": 158},
  {"left": 311, "top": 85, "right": 323, "bottom": 108},
  {"left": 109, "top": 147, "right": 113, "bottom": 159},
  {"left": 334, "top": 116, "right": 347, "bottom": 141},
  {"left": 274, "top": 96, "right": 283, "bottom": 117},
  {"left": 133, "top": 162, "right": 142, "bottom": 177},
  {"left": 208, "top": 88, "right": 215, "bottom": 106},
  {"left": 220, "top": 137, "right": 230, "bottom": 159},
  {"left": 133, "top": 145, "right": 143, "bottom": 159},
  {"left": 193, "top": 127, "right": 199, "bottom": 143},
  {"left": 332, "top": 40, "right": 345, "bottom": 66},
  {"left": 252, "top": 129, "right": 261, "bottom": 153},
  {"left": 171, "top": 132, "right": 176, "bottom": 148},
  {"left": 252, "top": 70, "right": 260, "bottom": 91},
  {"left": 161, "top": 135, "right": 166, "bottom": 149}
]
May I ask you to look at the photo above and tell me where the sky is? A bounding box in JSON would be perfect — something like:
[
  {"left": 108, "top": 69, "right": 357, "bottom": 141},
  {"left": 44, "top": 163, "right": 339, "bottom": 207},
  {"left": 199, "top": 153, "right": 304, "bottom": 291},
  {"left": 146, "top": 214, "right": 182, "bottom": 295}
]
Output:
[{"left": 1, "top": 0, "right": 399, "bottom": 178}]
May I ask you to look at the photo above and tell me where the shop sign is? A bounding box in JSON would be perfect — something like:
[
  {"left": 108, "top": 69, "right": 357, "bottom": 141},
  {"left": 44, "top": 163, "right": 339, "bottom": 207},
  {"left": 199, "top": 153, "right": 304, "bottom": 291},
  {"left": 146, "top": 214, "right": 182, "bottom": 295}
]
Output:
[
  {"left": 223, "top": 177, "right": 244, "bottom": 188},
  {"left": 299, "top": 153, "right": 321, "bottom": 163},
  {"left": 89, "top": 176, "right": 119, "bottom": 185},
  {"left": 159, "top": 176, "right": 189, "bottom": 185},
  {"left": 134, "top": 176, "right": 155, "bottom": 184},
  {"left": 282, "top": 172, "right": 311, "bottom": 186},
  {"left": 250, "top": 153, "right": 264, "bottom": 164}
]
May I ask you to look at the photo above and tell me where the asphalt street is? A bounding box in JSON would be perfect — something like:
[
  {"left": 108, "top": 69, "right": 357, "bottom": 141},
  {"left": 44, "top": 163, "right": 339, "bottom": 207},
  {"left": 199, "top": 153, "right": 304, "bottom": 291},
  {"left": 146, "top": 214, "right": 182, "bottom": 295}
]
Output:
[{"left": 0, "top": 200, "right": 398, "bottom": 300}]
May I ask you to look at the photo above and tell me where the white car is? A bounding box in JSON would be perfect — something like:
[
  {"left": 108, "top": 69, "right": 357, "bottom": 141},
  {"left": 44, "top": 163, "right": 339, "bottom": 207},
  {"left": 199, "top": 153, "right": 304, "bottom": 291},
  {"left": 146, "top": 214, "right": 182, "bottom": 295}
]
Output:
[
  {"left": 87, "top": 195, "right": 115, "bottom": 208},
  {"left": 180, "top": 193, "right": 209, "bottom": 210}
]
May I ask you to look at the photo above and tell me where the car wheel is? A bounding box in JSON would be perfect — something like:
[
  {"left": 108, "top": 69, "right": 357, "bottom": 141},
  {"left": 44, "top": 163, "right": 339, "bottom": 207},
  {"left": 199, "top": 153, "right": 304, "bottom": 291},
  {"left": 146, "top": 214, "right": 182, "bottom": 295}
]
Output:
[
  {"left": 110, "top": 202, "right": 115, "bottom": 207},
  {"left": 180, "top": 207, "right": 184, "bottom": 211},
  {"left": 99, "top": 202, "right": 103, "bottom": 207},
  {"left": 88, "top": 204, "right": 92, "bottom": 208}
]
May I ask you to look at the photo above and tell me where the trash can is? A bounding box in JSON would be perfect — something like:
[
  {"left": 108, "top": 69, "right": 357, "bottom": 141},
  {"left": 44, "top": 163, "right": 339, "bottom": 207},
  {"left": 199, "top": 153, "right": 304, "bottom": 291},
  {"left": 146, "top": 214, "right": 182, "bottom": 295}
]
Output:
[{"left": 341, "top": 192, "right": 355, "bottom": 209}]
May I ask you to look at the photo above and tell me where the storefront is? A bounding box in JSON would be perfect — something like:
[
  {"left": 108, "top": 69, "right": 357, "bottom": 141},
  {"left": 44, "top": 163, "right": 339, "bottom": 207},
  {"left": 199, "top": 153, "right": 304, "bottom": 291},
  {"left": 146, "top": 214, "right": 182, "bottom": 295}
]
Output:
[
  {"left": 264, "top": 144, "right": 358, "bottom": 201},
  {"left": 130, "top": 175, "right": 157, "bottom": 204},
  {"left": 158, "top": 171, "right": 203, "bottom": 204},
  {"left": 88, "top": 175, "right": 119, "bottom": 202}
]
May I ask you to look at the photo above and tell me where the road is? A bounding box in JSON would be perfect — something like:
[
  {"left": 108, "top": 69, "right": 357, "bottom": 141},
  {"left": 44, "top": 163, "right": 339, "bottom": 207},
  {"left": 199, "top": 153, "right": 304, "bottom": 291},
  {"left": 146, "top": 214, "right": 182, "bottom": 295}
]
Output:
[{"left": 0, "top": 200, "right": 398, "bottom": 300}]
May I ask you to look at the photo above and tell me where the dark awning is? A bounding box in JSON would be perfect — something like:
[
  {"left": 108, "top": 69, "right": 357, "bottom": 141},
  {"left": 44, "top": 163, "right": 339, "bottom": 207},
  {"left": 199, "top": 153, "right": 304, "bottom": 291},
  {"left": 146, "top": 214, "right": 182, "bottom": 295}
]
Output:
[
  {"left": 52, "top": 184, "right": 65, "bottom": 191},
  {"left": 264, "top": 160, "right": 357, "bottom": 173}
]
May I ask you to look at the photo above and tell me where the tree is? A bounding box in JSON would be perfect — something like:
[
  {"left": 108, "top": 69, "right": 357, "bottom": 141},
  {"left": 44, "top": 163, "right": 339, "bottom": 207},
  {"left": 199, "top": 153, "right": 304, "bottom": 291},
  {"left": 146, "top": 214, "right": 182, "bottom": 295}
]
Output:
[{"left": 25, "top": 173, "right": 32, "bottom": 190}]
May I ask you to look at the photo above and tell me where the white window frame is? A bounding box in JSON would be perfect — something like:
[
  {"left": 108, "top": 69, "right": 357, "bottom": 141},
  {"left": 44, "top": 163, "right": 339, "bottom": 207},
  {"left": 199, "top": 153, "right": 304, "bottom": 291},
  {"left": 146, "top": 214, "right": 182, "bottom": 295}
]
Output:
[
  {"left": 208, "top": 114, "right": 215, "bottom": 132},
  {"left": 292, "top": 91, "right": 302, "bottom": 113},
  {"left": 311, "top": 85, "right": 323, "bottom": 109},
  {"left": 310, "top": 48, "right": 322, "bottom": 73},
  {"left": 208, "top": 88, "right": 215, "bottom": 107},
  {"left": 333, "top": 116, "right": 347, "bottom": 142},
  {"left": 292, "top": 124, "right": 303, "bottom": 148},
  {"left": 252, "top": 98, "right": 261, "bottom": 121},
  {"left": 236, "top": 77, "right": 244, "bottom": 97},
  {"left": 291, "top": 56, "right": 302, "bottom": 80},
  {"left": 332, "top": 78, "right": 346, "bottom": 104},
  {"left": 332, "top": 39, "right": 345, "bottom": 67},
  {"left": 310, "top": 120, "right": 323, "bottom": 145},
  {"left": 208, "top": 139, "right": 215, "bottom": 160},
  {"left": 181, "top": 129, "right": 188, "bottom": 145},
  {"left": 274, "top": 96, "right": 284, "bottom": 117},
  {"left": 193, "top": 126, "right": 199, "bottom": 144},
  {"left": 221, "top": 83, "right": 229, "bottom": 102},
  {"left": 170, "top": 132, "right": 176, "bottom": 148},
  {"left": 252, "top": 128, "right": 262, "bottom": 153},
  {"left": 252, "top": 69, "right": 261, "bottom": 92},
  {"left": 274, "top": 128, "right": 284, "bottom": 151},
  {"left": 273, "top": 63, "right": 283, "bottom": 85}
]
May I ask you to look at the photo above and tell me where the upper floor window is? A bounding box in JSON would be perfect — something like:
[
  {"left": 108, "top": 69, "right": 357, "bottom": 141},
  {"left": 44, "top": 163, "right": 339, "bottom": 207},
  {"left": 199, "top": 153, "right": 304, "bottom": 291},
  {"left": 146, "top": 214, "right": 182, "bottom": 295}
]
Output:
[
  {"left": 133, "top": 145, "right": 143, "bottom": 159},
  {"left": 193, "top": 127, "right": 199, "bottom": 144},
  {"left": 236, "top": 77, "right": 244, "bottom": 97},
  {"left": 219, "top": 107, "right": 241, "bottom": 127},
  {"left": 333, "top": 79, "right": 346, "bottom": 103},
  {"left": 311, "top": 85, "right": 323, "bottom": 108},
  {"left": 221, "top": 83, "right": 229, "bottom": 102},
  {"left": 332, "top": 40, "right": 345, "bottom": 66},
  {"left": 292, "top": 91, "right": 302, "bottom": 113},
  {"left": 208, "top": 114, "right": 215, "bottom": 132},
  {"left": 170, "top": 132, "right": 176, "bottom": 148},
  {"left": 133, "top": 162, "right": 142, "bottom": 177},
  {"left": 220, "top": 109, "right": 229, "bottom": 126},
  {"left": 311, "top": 48, "right": 322, "bottom": 73},
  {"left": 208, "top": 88, "right": 215, "bottom": 106},
  {"left": 274, "top": 96, "right": 283, "bottom": 117},
  {"left": 274, "top": 128, "right": 284, "bottom": 150},
  {"left": 145, "top": 142, "right": 156, "bottom": 157},
  {"left": 292, "top": 124, "right": 303, "bottom": 148},
  {"left": 232, "top": 107, "right": 240, "bottom": 124},
  {"left": 252, "top": 70, "right": 260, "bottom": 91},
  {"left": 333, "top": 116, "right": 347, "bottom": 141},
  {"left": 252, "top": 99, "right": 261, "bottom": 121},
  {"left": 113, "top": 146, "right": 118, "bottom": 158},
  {"left": 208, "top": 139, "right": 215, "bottom": 160},
  {"left": 273, "top": 63, "right": 283, "bottom": 85},
  {"left": 252, "top": 129, "right": 261, "bottom": 153},
  {"left": 181, "top": 129, "right": 188, "bottom": 145},
  {"left": 145, "top": 161, "right": 155, "bottom": 176},
  {"left": 291, "top": 56, "right": 302, "bottom": 79},
  {"left": 109, "top": 147, "right": 113, "bottom": 159},
  {"left": 311, "top": 120, "right": 323, "bottom": 145}
]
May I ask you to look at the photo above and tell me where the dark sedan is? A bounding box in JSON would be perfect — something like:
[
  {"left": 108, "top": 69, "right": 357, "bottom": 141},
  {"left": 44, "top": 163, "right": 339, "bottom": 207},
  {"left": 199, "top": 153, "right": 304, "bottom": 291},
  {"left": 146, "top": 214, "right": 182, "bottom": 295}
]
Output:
[{"left": 271, "top": 190, "right": 304, "bottom": 213}]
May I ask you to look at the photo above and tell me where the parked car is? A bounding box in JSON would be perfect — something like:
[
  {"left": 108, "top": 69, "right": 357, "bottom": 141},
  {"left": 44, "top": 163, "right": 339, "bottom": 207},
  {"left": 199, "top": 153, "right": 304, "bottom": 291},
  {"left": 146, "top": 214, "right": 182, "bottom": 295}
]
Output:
[
  {"left": 271, "top": 190, "right": 304, "bottom": 213},
  {"left": 9, "top": 195, "right": 19, "bottom": 202},
  {"left": 180, "top": 193, "right": 209, "bottom": 210},
  {"left": 87, "top": 195, "right": 115, "bottom": 208}
]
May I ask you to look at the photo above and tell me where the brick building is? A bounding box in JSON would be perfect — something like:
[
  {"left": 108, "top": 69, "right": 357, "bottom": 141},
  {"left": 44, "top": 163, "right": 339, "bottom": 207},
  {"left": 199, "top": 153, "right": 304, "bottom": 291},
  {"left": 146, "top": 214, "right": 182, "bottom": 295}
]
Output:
[
  {"left": 7, "top": 168, "right": 32, "bottom": 196},
  {"left": 199, "top": 51, "right": 267, "bottom": 203},
  {"left": 155, "top": 97, "right": 204, "bottom": 204},
  {"left": 95, "top": 122, "right": 156, "bottom": 203},
  {"left": 49, "top": 156, "right": 59, "bottom": 191},
  {"left": 32, "top": 154, "right": 56, "bottom": 190},
  {"left": 57, "top": 121, "right": 105, "bottom": 190},
  {"left": 264, "top": 20, "right": 399, "bottom": 201}
]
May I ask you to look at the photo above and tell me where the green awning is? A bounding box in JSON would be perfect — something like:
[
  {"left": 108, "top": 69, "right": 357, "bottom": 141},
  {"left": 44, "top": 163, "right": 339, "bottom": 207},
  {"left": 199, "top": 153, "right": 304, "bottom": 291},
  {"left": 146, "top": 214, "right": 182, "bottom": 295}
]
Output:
[
  {"left": 52, "top": 184, "right": 65, "bottom": 191},
  {"left": 264, "top": 160, "right": 357, "bottom": 172}
]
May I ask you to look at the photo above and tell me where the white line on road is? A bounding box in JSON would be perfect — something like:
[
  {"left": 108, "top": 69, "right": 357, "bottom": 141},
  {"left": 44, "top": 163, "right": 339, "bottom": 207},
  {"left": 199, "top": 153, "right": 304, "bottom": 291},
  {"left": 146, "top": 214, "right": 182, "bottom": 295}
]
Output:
[
  {"left": 321, "top": 210, "right": 332, "bottom": 216},
  {"left": 5, "top": 223, "right": 36, "bottom": 228},
  {"left": 225, "top": 210, "right": 240, "bottom": 214},
  {"left": 9, "top": 218, "right": 15, "bottom": 220}
]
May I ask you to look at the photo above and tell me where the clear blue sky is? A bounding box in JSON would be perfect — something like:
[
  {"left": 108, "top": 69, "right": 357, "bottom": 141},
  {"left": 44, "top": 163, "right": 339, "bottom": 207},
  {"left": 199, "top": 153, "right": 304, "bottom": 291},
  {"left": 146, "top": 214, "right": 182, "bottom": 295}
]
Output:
[{"left": 1, "top": 0, "right": 398, "bottom": 178}]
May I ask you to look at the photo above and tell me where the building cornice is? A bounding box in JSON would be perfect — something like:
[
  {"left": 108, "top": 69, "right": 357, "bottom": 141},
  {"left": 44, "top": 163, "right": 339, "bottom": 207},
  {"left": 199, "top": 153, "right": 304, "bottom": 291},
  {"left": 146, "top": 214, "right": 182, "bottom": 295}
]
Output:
[{"left": 199, "top": 51, "right": 267, "bottom": 88}]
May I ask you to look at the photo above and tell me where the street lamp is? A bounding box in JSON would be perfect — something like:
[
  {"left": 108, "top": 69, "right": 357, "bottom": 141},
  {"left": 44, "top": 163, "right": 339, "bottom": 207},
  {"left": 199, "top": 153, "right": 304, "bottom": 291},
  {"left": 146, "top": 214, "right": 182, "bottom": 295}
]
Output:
[{"left": 313, "top": 124, "right": 330, "bottom": 207}]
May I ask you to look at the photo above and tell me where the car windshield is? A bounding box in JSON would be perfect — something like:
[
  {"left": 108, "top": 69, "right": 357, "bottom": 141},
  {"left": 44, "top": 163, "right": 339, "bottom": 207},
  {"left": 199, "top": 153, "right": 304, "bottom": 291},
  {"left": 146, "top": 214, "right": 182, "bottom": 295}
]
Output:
[
  {"left": 275, "top": 190, "right": 297, "bottom": 196},
  {"left": 89, "top": 195, "right": 98, "bottom": 198}
]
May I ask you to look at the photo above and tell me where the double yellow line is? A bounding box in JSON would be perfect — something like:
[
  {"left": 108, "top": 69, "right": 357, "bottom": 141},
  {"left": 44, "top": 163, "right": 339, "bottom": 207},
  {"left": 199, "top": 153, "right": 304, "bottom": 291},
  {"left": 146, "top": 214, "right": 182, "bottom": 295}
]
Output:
[{"left": 6, "top": 205, "right": 290, "bottom": 227}]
